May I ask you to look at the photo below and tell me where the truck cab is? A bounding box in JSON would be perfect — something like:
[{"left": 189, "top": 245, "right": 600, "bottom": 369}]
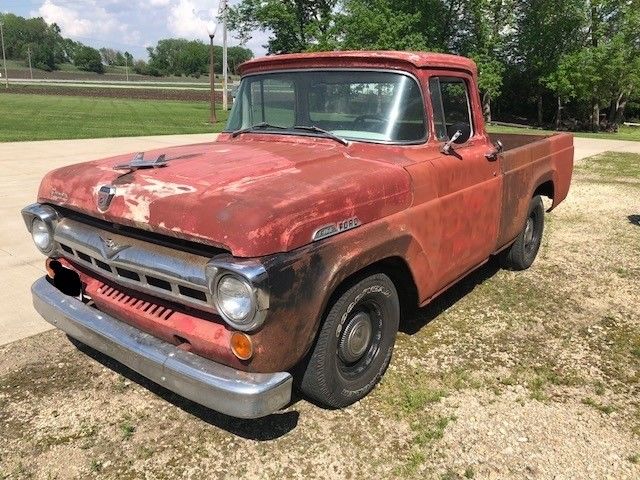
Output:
[{"left": 23, "top": 51, "right": 574, "bottom": 418}]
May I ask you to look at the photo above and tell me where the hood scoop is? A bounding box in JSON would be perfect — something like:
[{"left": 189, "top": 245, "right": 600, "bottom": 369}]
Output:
[{"left": 114, "top": 152, "right": 168, "bottom": 171}]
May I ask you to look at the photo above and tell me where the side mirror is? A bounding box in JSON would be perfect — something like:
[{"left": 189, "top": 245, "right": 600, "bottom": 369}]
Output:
[
  {"left": 442, "top": 123, "right": 472, "bottom": 155},
  {"left": 448, "top": 123, "right": 471, "bottom": 144}
]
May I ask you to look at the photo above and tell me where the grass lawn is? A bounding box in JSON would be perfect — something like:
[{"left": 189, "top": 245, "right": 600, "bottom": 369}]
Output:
[
  {"left": 487, "top": 123, "right": 640, "bottom": 141},
  {"left": 0, "top": 93, "right": 228, "bottom": 142}
]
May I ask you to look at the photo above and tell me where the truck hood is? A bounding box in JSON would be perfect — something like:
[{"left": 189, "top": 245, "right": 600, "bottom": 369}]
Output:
[{"left": 37, "top": 137, "right": 412, "bottom": 257}]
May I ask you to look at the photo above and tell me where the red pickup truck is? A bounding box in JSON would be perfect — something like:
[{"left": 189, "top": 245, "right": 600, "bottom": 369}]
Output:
[{"left": 23, "top": 51, "right": 573, "bottom": 418}]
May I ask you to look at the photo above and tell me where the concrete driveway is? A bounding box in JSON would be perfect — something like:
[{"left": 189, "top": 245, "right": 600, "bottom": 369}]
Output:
[
  {"left": 0, "top": 133, "right": 215, "bottom": 346},
  {"left": 0, "top": 134, "right": 637, "bottom": 346}
]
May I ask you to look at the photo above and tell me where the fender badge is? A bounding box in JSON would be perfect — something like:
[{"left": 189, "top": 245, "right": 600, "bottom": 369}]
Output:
[
  {"left": 97, "top": 185, "right": 116, "bottom": 212},
  {"left": 312, "top": 217, "right": 361, "bottom": 241}
]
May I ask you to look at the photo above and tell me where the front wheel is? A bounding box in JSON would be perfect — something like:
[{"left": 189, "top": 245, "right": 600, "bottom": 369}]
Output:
[
  {"left": 300, "top": 273, "right": 400, "bottom": 408},
  {"left": 500, "top": 195, "right": 545, "bottom": 270}
]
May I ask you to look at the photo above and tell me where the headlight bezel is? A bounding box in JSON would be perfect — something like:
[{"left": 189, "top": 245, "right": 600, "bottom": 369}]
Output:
[
  {"left": 206, "top": 257, "right": 269, "bottom": 332},
  {"left": 22, "top": 204, "right": 59, "bottom": 255}
]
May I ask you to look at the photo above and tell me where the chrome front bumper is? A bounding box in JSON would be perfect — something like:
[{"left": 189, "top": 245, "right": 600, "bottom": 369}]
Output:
[{"left": 31, "top": 277, "right": 292, "bottom": 419}]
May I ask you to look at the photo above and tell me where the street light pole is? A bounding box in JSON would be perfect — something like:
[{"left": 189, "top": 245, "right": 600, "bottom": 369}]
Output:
[
  {"left": 0, "top": 22, "right": 8, "bottom": 89},
  {"left": 207, "top": 21, "right": 218, "bottom": 124},
  {"left": 222, "top": 0, "right": 228, "bottom": 111}
]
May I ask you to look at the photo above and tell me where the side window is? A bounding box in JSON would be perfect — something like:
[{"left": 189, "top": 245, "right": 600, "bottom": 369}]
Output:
[
  {"left": 429, "top": 77, "right": 473, "bottom": 142},
  {"left": 249, "top": 78, "right": 295, "bottom": 127}
]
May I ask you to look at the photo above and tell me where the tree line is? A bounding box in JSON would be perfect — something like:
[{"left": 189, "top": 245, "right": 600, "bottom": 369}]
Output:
[
  {"left": 0, "top": 13, "right": 253, "bottom": 78},
  {"left": 143, "top": 40, "right": 253, "bottom": 77},
  {"left": 0, "top": 13, "right": 105, "bottom": 73},
  {"left": 228, "top": 0, "right": 640, "bottom": 131}
]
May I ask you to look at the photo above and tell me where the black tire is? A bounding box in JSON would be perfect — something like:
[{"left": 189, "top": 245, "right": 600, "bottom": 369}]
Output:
[
  {"left": 500, "top": 195, "right": 545, "bottom": 270},
  {"left": 300, "top": 273, "right": 400, "bottom": 408}
]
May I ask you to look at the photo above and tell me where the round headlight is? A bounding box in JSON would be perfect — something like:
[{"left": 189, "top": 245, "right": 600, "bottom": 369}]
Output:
[
  {"left": 215, "top": 274, "right": 255, "bottom": 327},
  {"left": 31, "top": 218, "right": 53, "bottom": 252}
]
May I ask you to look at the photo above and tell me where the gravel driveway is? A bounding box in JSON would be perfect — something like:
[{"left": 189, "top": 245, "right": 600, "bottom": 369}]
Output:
[{"left": 1, "top": 148, "right": 638, "bottom": 480}]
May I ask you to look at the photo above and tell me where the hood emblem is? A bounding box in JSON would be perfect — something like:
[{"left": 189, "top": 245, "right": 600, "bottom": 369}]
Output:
[
  {"left": 97, "top": 185, "right": 116, "bottom": 212},
  {"left": 312, "top": 217, "right": 361, "bottom": 241}
]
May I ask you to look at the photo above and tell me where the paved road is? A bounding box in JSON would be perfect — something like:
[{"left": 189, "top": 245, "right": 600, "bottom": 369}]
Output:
[{"left": 0, "top": 135, "right": 637, "bottom": 346}]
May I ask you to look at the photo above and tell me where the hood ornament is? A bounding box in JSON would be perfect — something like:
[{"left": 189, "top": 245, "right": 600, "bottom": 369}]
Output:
[
  {"left": 114, "top": 152, "right": 168, "bottom": 171},
  {"left": 97, "top": 185, "right": 116, "bottom": 212}
]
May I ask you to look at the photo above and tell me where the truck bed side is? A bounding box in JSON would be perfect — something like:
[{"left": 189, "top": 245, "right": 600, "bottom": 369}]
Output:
[{"left": 491, "top": 132, "right": 574, "bottom": 250}]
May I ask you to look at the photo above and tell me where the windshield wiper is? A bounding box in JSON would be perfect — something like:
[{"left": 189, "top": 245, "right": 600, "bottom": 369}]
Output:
[
  {"left": 292, "top": 125, "right": 349, "bottom": 146},
  {"left": 231, "top": 122, "right": 349, "bottom": 146},
  {"left": 231, "top": 122, "right": 286, "bottom": 138}
]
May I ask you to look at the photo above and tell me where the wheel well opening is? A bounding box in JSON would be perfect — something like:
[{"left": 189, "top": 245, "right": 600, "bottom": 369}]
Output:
[
  {"left": 534, "top": 180, "right": 554, "bottom": 201},
  {"left": 324, "top": 257, "right": 419, "bottom": 329}
]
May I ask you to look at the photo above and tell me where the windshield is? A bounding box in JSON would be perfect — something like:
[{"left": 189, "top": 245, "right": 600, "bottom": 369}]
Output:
[{"left": 225, "top": 70, "right": 427, "bottom": 143}]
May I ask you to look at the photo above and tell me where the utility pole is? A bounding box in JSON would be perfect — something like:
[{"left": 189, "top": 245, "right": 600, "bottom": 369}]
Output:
[
  {"left": 222, "top": 0, "right": 229, "bottom": 111},
  {"left": 27, "top": 46, "right": 33, "bottom": 79},
  {"left": 125, "top": 54, "right": 129, "bottom": 82},
  {"left": 207, "top": 21, "right": 218, "bottom": 124},
  {"left": 0, "top": 21, "right": 8, "bottom": 88}
]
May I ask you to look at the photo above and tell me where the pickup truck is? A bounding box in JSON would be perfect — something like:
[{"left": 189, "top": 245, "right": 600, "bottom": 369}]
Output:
[{"left": 22, "top": 51, "right": 574, "bottom": 419}]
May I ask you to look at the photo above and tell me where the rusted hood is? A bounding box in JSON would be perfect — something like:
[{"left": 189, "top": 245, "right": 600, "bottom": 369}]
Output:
[{"left": 38, "top": 137, "right": 412, "bottom": 257}]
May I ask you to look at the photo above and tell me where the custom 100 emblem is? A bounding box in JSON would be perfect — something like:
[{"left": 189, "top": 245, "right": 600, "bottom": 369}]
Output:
[{"left": 312, "top": 217, "right": 361, "bottom": 241}]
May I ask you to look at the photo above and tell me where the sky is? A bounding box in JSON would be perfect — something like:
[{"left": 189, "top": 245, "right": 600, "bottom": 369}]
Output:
[{"left": 0, "top": 0, "right": 269, "bottom": 59}]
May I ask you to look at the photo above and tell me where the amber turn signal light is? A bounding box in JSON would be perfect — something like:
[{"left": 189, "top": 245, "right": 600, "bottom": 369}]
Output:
[{"left": 230, "top": 332, "right": 253, "bottom": 361}]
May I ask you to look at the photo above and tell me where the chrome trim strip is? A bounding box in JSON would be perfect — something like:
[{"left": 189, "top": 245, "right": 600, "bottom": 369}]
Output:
[
  {"left": 32, "top": 277, "right": 292, "bottom": 419},
  {"left": 53, "top": 218, "right": 215, "bottom": 312}
]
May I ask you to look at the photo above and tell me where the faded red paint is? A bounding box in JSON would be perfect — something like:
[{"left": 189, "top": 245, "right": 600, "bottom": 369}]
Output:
[
  {"left": 38, "top": 138, "right": 412, "bottom": 257},
  {"left": 36, "top": 51, "right": 574, "bottom": 374}
]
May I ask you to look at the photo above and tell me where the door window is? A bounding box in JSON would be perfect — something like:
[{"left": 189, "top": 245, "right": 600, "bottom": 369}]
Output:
[{"left": 429, "top": 77, "right": 473, "bottom": 142}]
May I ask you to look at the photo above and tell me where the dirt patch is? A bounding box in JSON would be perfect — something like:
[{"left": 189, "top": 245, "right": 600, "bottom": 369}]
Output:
[{"left": 1, "top": 152, "right": 639, "bottom": 479}]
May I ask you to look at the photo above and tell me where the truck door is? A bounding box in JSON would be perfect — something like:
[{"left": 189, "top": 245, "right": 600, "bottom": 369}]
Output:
[{"left": 427, "top": 74, "right": 502, "bottom": 286}]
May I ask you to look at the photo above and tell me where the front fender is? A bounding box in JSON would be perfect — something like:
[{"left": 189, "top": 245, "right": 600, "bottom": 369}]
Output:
[{"left": 248, "top": 217, "right": 429, "bottom": 373}]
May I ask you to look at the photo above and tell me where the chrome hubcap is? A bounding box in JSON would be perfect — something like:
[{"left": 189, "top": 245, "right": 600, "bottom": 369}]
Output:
[{"left": 339, "top": 311, "right": 373, "bottom": 363}]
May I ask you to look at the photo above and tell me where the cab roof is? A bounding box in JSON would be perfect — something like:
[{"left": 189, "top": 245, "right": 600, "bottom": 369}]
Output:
[{"left": 239, "top": 51, "right": 478, "bottom": 76}]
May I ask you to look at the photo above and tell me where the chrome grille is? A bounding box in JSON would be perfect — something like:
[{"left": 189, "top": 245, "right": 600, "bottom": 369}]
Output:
[{"left": 53, "top": 218, "right": 215, "bottom": 312}]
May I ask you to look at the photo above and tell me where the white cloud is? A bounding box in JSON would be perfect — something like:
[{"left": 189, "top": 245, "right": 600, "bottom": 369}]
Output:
[
  {"left": 168, "top": 0, "right": 219, "bottom": 39},
  {"left": 37, "top": 0, "right": 94, "bottom": 37},
  {"left": 26, "top": 0, "right": 264, "bottom": 59}
]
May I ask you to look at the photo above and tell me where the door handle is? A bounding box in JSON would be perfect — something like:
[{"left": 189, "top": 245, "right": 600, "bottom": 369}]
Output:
[
  {"left": 485, "top": 140, "right": 504, "bottom": 161},
  {"left": 485, "top": 150, "right": 499, "bottom": 161}
]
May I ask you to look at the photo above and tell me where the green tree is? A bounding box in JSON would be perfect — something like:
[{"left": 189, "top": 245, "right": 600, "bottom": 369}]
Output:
[
  {"left": 227, "top": 46, "right": 254, "bottom": 74},
  {"left": 74, "top": 46, "right": 105, "bottom": 73},
  {"left": 228, "top": 0, "right": 338, "bottom": 54},
  {"left": 0, "top": 13, "right": 59, "bottom": 70},
  {"left": 513, "top": 0, "right": 588, "bottom": 125}
]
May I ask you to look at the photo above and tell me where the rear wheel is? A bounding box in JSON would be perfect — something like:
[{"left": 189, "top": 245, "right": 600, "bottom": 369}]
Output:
[
  {"left": 300, "top": 273, "right": 400, "bottom": 408},
  {"left": 500, "top": 195, "right": 545, "bottom": 270}
]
